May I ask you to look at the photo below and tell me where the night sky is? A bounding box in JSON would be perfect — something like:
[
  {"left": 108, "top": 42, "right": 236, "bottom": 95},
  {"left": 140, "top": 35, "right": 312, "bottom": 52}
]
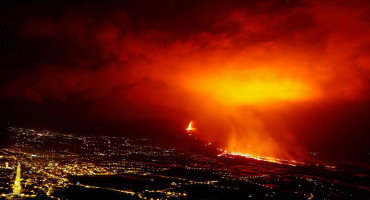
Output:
[{"left": 1, "top": 0, "right": 370, "bottom": 161}]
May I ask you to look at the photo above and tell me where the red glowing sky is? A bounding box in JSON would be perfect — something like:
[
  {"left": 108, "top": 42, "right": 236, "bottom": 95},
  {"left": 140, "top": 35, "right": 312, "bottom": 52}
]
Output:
[{"left": 1, "top": 0, "right": 370, "bottom": 160}]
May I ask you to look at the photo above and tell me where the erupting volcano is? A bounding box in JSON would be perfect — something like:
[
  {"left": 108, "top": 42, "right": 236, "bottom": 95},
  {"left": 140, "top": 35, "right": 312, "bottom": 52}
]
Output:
[
  {"left": 1, "top": 0, "right": 370, "bottom": 199},
  {"left": 1, "top": 0, "right": 370, "bottom": 170}
]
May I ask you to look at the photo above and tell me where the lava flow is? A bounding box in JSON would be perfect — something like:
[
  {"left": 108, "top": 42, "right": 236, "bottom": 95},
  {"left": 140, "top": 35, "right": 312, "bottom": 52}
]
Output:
[
  {"left": 217, "top": 151, "right": 305, "bottom": 167},
  {"left": 185, "top": 121, "right": 302, "bottom": 166}
]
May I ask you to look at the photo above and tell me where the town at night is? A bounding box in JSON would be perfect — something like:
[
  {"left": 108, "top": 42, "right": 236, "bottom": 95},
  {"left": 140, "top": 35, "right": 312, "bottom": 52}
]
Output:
[{"left": 0, "top": 126, "right": 368, "bottom": 199}]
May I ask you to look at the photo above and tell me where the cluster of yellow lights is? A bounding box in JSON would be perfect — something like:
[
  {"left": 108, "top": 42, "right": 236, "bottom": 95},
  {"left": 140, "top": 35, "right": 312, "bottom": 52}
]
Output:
[{"left": 12, "top": 163, "right": 21, "bottom": 195}]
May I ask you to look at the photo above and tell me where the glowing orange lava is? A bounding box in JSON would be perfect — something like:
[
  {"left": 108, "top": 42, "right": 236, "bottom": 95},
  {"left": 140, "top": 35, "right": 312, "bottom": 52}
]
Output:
[
  {"left": 186, "top": 121, "right": 195, "bottom": 131},
  {"left": 218, "top": 151, "right": 304, "bottom": 166}
]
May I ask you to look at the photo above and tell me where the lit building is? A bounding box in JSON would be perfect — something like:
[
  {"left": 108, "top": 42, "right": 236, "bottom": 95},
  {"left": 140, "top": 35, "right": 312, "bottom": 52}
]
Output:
[{"left": 12, "top": 163, "right": 21, "bottom": 195}]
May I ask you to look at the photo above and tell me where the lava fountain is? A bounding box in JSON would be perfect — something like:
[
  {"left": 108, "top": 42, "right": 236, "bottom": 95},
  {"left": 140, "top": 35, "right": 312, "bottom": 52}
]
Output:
[{"left": 186, "top": 121, "right": 195, "bottom": 131}]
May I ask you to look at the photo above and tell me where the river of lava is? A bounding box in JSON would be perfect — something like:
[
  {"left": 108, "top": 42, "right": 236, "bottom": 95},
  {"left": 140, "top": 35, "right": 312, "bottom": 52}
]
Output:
[{"left": 218, "top": 151, "right": 305, "bottom": 167}]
